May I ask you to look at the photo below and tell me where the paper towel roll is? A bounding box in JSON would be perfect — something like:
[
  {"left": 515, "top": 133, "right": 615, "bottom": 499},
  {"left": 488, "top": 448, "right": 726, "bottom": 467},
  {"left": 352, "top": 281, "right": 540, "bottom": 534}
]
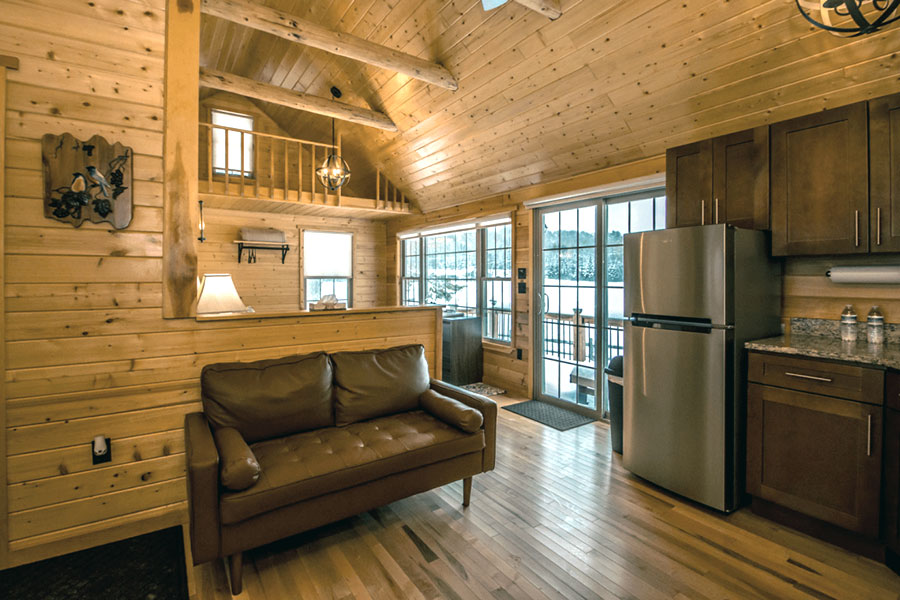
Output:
[{"left": 827, "top": 265, "right": 900, "bottom": 284}]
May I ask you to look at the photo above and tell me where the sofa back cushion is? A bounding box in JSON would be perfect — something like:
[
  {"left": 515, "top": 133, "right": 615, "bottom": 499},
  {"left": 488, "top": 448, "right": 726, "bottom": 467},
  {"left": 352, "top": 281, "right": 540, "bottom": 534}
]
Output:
[
  {"left": 201, "top": 352, "right": 334, "bottom": 442},
  {"left": 331, "top": 344, "right": 430, "bottom": 426}
]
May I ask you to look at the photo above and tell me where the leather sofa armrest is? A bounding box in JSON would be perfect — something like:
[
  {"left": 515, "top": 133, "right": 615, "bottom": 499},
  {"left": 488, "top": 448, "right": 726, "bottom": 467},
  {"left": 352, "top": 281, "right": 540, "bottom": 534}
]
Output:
[
  {"left": 429, "top": 379, "right": 497, "bottom": 472},
  {"left": 185, "top": 412, "right": 221, "bottom": 564}
]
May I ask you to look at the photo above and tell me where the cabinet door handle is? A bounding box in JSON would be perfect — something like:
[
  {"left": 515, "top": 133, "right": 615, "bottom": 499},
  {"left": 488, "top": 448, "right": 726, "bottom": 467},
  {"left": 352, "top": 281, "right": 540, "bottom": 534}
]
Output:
[
  {"left": 784, "top": 371, "right": 833, "bottom": 383},
  {"left": 867, "top": 414, "right": 872, "bottom": 457},
  {"left": 701, "top": 200, "right": 706, "bottom": 226},
  {"left": 877, "top": 207, "right": 882, "bottom": 246},
  {"left": 715, "top": 197, "right": 720, "bottom": 224},
  {"left": 855, "top": 210, "right": 860, "bottom": 247}
]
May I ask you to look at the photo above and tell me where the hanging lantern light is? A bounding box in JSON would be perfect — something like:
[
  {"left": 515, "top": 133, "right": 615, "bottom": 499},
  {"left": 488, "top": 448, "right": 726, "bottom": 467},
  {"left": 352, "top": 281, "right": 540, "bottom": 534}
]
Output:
[
  {"left": 795, "top": 0, "right": 900, "bottom": 36},
  {"left": 316, "top": 86, "right": 352, "bottom": 192}
]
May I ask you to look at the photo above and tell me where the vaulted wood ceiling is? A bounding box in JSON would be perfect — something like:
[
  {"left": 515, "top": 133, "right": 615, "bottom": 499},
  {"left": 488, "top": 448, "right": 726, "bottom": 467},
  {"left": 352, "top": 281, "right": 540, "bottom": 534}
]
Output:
[{"left": 200, "top": 0, "right": 900, "bottom": 213}]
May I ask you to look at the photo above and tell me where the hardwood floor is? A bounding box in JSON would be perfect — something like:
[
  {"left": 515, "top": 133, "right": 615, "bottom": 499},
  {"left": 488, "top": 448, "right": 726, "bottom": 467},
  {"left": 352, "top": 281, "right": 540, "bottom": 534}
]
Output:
[{"left": 194, "top": 396, "right": 900, "bottom": 599}]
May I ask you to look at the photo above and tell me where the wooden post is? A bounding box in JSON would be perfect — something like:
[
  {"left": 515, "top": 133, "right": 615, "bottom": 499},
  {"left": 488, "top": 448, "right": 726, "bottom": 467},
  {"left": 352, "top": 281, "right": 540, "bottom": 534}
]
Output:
[
  {"left": 310, "top": 145, "right": 316, "bottom": 204},
  {"left": 269, "top": 137, "right": 274, "bottom": 199},
  {"left": 376, "top": 169, "right": 380, "bottom": 208},
  {"left": 0, "top": 54, "right": 18, "bottom": 571},
  {"left": 223, "top": 129, "right": 229, "bottom": 192},
  {"left": 206, "top": 125, "right": 212, "bottom": 190},
  {"left": 283, "top": 138, "right": 288, "bottom": 201},
  {"left": 239, "top": 131, "right": 245, "bottom": 197},
  {"left": 297, "top": 140, "right": 302, "bottom": 202},
  {"left": 163, "top": 0, "right": 200, "bottom": 318},
  {"left": 254, "top": 132, "right": 259, "bottom": 198}
]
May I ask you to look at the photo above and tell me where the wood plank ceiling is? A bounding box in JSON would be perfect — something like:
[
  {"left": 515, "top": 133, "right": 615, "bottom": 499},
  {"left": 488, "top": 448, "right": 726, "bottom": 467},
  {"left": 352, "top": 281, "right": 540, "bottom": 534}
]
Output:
[{"left": 200, "top": 0, "right": 900, "bottom": 213}]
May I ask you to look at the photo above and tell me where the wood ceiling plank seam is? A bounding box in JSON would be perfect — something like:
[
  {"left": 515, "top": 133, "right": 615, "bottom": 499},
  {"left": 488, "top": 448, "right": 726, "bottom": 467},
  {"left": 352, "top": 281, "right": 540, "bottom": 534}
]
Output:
[
  {"left": 380, "top": 0, "right": 788, "bottom": 183},
  {"left": 269, "top": 0, "right": 379, "bottom": 90},
  {"left": 0, "top": 23, "right": 165, "bottom": 82},
  {"left": 270, "top": 0, "right": 359, "bottom": 93},
  {"left": 11, "top": 0, "right": 168, "bottom": 35},
  {"left": 378, "top": 1, "right": 630, "bottom": 157},
  {"left": 394, "top": 76, "right": 611, "bottom": 186},
  {"left": 620, "top": 47, "right": 900, "bottom": 153},
  {"left": 617, "top": 16, "right": 895, "bottom": 117},
  {"left": 596, "top": 3, "right": 805, "bottom": 107},
  {"left": 389, "top": 55, "right": 600, "bottom": 176},
  {"left": 0, "top": 4, "right": 165, "bottom": 59}
]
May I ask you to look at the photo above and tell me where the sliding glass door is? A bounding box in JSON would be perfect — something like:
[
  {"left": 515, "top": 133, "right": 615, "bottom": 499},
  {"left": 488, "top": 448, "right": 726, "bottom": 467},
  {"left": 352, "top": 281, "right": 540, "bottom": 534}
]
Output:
[
  {"left": 535, "top": 201, "right": 601, "bottom": 418},
  {"left": 534, "top": 190, "right": 666, "bottom": 420}
]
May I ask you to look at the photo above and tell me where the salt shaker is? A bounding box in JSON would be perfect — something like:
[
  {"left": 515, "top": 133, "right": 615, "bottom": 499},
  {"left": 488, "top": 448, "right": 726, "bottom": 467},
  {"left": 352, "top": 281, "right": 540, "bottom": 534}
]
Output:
[
  {"left": 840, "top": 305, "right": 857, "bottom": 342},
  {"left": 867, "top": 306, "right": 885, "bottom": 345}
]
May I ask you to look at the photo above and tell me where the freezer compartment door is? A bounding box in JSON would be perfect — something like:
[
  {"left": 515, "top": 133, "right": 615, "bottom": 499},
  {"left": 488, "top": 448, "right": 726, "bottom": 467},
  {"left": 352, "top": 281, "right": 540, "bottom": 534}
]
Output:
[
  {"left": 624, "top": 225, "right": 728, "bottom": 324},
  {"left": 624, "top": 321, "right": 731, "bottom": 511}
]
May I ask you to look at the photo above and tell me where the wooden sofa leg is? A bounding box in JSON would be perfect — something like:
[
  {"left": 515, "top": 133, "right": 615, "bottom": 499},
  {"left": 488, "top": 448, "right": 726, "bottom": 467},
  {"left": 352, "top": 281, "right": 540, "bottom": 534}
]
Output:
[
  {"left": 228, "top": 552, "right": 243, "bottom": 595},
  {"left": 463, "top": 476, "right": 473, "bottom": 507}
]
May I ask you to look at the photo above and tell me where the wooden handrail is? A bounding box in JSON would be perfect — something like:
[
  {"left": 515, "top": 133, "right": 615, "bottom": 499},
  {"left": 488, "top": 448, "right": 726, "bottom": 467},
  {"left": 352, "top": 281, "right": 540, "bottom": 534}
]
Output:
[{"left": 199, "top": 122, "right": 336, "bottom": 149}]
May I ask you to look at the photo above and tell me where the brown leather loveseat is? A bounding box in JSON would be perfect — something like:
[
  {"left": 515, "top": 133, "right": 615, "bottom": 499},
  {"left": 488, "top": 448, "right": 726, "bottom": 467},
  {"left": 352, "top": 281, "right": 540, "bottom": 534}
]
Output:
[{"left": 185, "top": 344, "right": 497, "bottom": 594}]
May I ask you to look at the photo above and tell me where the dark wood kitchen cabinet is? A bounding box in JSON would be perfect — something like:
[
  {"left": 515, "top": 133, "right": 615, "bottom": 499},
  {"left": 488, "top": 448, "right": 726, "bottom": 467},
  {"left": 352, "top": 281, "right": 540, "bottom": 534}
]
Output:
[
  {"left": 747, "top": 352, "right": 883, "bottom": 538},
  {"left": 885, "top": 372, "right": 900, "bottom": 556},
  {"left": 869, "top": 93, "right": 900, "bottom": 253},
  {"left": 666, "top": 128, "right": 768, "bottom": 230},
  {"left": 712, "top": 127, "right": 769, "bottom": 229},
  {"left": 770, "top": 102, "right": 870, "bottom": 256},
  {"left": 666, "top": 140, "right": 712, "bottom": 228}
]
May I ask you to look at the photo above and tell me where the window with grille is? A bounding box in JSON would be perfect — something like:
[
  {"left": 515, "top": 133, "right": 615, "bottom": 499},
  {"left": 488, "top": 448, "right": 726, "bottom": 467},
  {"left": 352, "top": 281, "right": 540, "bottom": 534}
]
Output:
[
  {"left": 303, "top": 231, "right": 353, "bottom": 306},
  {"left": 211, "top": 109, "right": 254, "bottom": 178}
]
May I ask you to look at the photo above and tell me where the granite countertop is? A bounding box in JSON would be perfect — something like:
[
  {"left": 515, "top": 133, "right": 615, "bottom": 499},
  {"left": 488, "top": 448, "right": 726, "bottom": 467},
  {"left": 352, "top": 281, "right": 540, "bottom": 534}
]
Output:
[{"left": 745, "top": 334, "right": 900, "bottom": 371}]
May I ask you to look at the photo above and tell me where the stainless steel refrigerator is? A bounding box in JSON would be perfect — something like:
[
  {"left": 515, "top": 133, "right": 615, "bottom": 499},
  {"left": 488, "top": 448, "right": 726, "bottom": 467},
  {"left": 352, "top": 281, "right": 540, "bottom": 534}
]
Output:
[{"left": 623, "top": 224, "right": 781, "bottom": 512}]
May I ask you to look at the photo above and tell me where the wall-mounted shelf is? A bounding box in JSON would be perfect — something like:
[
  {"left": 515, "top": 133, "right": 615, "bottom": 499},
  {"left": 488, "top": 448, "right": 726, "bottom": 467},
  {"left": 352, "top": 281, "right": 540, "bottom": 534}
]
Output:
[{"left": 233, "top": 240, "right": 290, "bottom": 264}]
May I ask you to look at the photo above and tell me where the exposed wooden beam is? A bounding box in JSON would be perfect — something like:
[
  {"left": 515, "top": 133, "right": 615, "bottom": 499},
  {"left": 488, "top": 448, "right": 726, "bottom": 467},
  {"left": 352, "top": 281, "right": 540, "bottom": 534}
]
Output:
[
  {"left": 199, "top": 67, "right": 399, "bottom": 132},
  {"left": 513, "top": 0, "right": 562, "bottom": 19},
  {"left": 200, "top": 0, "right": 458, "bottom": 91},
  {"left": 163, "top": 0, "right": 199, "bottom": 319}
]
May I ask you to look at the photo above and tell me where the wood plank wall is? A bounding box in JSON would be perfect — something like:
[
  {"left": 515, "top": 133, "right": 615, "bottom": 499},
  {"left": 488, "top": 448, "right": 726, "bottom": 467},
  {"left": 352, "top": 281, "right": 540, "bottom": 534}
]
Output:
[
  {"left": 0, "top": 0, "right": 431, "bottom": 569},
  {"left": 783, "top": 255, "right": 900, "bottom": 324},
  {"left": 198, "top": 207, "right": 388, "bottom": 312}
]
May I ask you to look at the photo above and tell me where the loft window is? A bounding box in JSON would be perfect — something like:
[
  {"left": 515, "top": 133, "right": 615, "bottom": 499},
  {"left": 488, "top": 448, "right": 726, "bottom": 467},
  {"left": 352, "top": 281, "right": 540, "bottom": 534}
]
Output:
[
  {"left": 481, "top": 223, "right": 512, "bottom": 343},
  {"left": 211, "top": 109, "right": 254, "bottom": 178},
  {"left": 303, "top": 231, "right": 353, "bottom": 307}
]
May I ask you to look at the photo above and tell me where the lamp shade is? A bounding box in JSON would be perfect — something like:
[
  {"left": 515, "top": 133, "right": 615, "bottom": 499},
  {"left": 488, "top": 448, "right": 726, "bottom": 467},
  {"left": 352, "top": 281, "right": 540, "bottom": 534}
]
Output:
[{"left": 197, "top": 274, "right": 254, "bottom": 316}]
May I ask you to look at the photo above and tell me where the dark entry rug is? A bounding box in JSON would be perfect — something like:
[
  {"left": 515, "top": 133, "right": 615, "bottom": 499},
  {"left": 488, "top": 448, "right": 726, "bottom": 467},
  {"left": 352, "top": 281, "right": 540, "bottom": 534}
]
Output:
[
  {"left": 0, "top": 527, "right": 188, "bottom": 600},
  {"left": 502, "top": 400, "right": 596, "bottom": 431}
]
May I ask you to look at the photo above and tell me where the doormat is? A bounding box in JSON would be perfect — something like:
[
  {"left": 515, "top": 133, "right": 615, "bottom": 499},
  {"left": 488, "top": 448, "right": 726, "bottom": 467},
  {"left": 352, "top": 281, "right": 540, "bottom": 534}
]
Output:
[
  {"left": 461, "top": 382, "right": 506, "bottom": 396},
  {"left": 502, "top": 400, "right": 596, "bottom": 431},
  {"left": 0, "top": 526, "right": 188, "bottom": 600}
]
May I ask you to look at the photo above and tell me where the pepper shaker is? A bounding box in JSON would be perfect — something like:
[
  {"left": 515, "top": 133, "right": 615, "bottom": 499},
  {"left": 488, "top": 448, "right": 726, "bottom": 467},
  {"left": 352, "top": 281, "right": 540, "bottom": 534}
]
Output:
[{"left": 867, "top": 306, "right": 884, "bottom": 345}]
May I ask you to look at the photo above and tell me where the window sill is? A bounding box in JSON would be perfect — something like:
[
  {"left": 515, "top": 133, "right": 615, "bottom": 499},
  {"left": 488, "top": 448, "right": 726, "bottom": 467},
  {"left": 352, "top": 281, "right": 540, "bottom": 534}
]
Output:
[{"left": 482, "top": 341, "right": 514, "bottom": 354}]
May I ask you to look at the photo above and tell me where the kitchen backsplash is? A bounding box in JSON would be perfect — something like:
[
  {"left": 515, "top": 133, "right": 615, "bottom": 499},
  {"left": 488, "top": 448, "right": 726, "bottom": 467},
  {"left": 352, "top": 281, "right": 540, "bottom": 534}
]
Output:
[{"left": 790, "top": 317, "right": 900, "bottom": 344}]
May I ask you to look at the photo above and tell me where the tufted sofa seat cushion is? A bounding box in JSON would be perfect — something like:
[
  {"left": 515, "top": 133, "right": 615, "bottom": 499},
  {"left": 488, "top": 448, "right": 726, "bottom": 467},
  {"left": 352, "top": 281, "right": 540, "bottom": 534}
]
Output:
[{"left": 219, "top": 410, "right": 484, "bottom": 525}]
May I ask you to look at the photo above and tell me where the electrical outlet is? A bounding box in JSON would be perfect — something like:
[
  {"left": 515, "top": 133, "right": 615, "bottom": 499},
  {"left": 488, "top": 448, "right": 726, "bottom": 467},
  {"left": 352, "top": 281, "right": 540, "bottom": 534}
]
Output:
[
  {"left": 517, "top": 268, "right": 527, "bottom": 279},
  {"left": 517, "top": 282, "right": 527, "bottom": 294}
]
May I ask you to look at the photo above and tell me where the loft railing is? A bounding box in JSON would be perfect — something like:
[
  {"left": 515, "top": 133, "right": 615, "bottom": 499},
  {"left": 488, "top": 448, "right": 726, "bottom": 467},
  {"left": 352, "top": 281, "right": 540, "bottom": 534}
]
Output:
[{"left": 198, "top": 122, "right": 411, "bottom": 211}]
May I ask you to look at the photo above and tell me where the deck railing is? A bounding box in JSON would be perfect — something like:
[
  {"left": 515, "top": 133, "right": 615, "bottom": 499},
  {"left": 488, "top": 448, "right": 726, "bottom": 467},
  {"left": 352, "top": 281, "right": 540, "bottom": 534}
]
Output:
[{"left": 198, "top": 122, "right": 411, "bottom": 210}]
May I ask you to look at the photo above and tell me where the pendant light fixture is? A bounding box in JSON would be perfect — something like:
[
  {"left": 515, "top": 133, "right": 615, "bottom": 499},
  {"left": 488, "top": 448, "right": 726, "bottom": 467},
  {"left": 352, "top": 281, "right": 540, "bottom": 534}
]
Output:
[
  {"left": 795, "top": 0, "right": 900, "bottom": 36},
  {"left": 316, "top": 86, "right": 352, "bottom": 192}
]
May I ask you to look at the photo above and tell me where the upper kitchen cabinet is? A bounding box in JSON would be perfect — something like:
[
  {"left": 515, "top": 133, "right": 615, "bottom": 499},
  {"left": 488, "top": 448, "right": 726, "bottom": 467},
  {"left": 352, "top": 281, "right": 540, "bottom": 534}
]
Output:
[
  {"left": 771, "top": 102, "right": 869, "bottom": 256},
  {"left": 666, "top": 140, "right": 712, "bottom": 228},
  {"left": 666, "top": 128, "right": 768, "bottom": 230},
  {"left": 712, "top": 127, "right": 769, "bottom": 230},
  {"left": 870, "top": 93, "right": 900, "bottom": 253}
]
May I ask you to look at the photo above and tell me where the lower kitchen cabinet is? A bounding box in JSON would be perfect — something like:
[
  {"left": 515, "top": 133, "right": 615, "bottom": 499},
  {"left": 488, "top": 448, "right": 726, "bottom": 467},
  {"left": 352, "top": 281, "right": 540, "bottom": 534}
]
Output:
[
  {"left": 747, "top": 382, "right": 883, "bottom": 537},
  {"left": 885, "top": 372, "right": 900, "bottom": 555}
]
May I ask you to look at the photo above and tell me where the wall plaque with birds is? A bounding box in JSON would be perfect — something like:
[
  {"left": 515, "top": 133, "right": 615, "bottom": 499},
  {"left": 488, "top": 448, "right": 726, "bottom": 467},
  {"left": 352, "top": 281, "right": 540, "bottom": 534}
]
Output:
[{"left": 41, "top": 133, "right": 133, "bottom": 229}]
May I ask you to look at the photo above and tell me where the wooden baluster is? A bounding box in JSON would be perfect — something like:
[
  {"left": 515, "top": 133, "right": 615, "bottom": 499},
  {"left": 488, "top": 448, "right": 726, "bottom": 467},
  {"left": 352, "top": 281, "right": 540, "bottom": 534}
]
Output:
[
  {"left": 206, "top": 125, "right": 212, "bottom": 192},
  {"left": 253, "top": 132, "right": 259, "bottom": 198},
  {"left": 240, "top": 131, "right": 245, "bottom": 197},
  {"left": 297, "top": 140, "right": 302, "bottom": 203},
  {"left": 376, "top": 169, "right": 380, "bottom": 209},
  {"left": 224, "top": 127, "right": 230, "bottom": 194},
  {"left": 269, "top": 137, "right": 274, "bottom": 199},
  {"left": 283, "top": 139, "right": 288, "bottom": 201},
  {"left": 393, "top": 182, "right": 398, "bottom": 211},
  {"left": 310, "top": 145, "right": 315, "bottom": 205}
]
